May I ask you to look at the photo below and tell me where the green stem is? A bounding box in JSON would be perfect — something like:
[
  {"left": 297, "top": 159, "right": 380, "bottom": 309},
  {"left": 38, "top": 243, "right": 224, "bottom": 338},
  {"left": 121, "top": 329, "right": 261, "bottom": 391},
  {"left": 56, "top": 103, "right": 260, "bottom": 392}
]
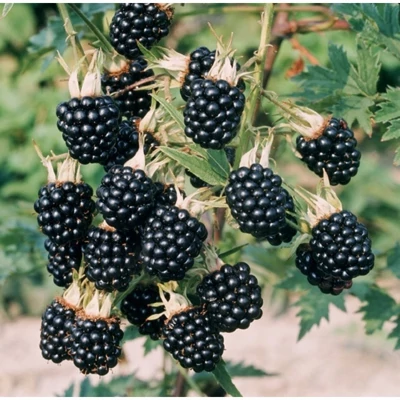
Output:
[
  {"left": 212, "top": 360, "right": 242, "bottom": 397},
  {"left": 178, "top": 366, "right": 206, "bottom": 396},
  {"left": 68, "top": 3, "right": 114, "bottom": 54},
  {"left": 57, "top": 3, "right": 87, "bottom": 66}
]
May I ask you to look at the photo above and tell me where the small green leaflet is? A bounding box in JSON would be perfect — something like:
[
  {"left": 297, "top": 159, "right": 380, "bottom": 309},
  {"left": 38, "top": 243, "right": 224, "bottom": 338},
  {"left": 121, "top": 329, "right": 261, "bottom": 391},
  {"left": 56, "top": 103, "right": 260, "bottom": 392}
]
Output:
[
  {"left": 225, "top": 361, "right": 277, "bottom": 377},
  {"left": 358, "top": 285, "right": 397, "bottom": 334},
  {"left": 120, "top": 325, "right": 141, "bottom": 345},
  {"left": 212, "top": 360, "right": 243, "bottom": 397},
  {"left": 387, "top": 243, "right": 400, "bottom": 279},
  {"left": 218, "top": 243, "right": 248, "bottom": 259},
  {"left": 158, "top": 146, "right": 227, "bottom": 185},
  {"left": 144, "top": 337, "right": 162, "bottom": 355},
  {"left": 375, "top": 87, "right": 400, "bottom": 165},
  {"left": 294, "top": 286, "right": 346, "bottom": 340},
  {"left": 151, "top": 93, "right": 184, "bottom": 131}
]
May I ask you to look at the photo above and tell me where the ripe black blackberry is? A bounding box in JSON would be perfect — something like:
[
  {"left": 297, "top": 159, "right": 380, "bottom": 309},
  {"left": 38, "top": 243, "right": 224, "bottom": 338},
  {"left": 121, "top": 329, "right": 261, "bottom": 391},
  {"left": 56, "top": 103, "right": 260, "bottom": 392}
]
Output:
[
  {"left": 102, "top": 58, "right": 153, "bottom": 119},
  {"left": 34, "top": 181, "right": 95, "bottom": 245},
  {"left": 120, "top": 285, "right": 166, "bottom": 340},
  {"left": 197, "top": 262, "right": 263, "bottom": 333},
  {"left": 140, "top": 206, "right": 208, "bottom": 282},
  {"left": 71, "top": 312, "right": 124, "bottom": 376},
  {"left": 104, "top": 117, "right": 159, "bottom": 171},
  {"left": 183, "top": 79, "right": 245, "bottom": 149},
  {"left": 83, "top": 224, "right": 141, "bottom": 292},
  {"left": 96, "top": 165, "right": 157, "bottom": 231},
  {"left": 295, "top": 244, "right": 353, "bottom": 295},
  {"left": 56, "top": 96, "right": 120, "bottom": 165},
  {"left": 40, "top": 298, "right": 77, "bottom": 364},
  {"left": 45, "top": 239, "right": 82, "bottom": 288},
  {"left": 296, "top": 117, "right": 361, "bottom": 186},
  {"left": 225, "top": 163, "right": 292, "bottom": 238},
  {"left": 153, "top": 182, "right": 184, "bottom": 208},
  {"left": 309, "top": 210, "right": 374, "bottom": 281},
  {"left": 109, "top": 3, "right": 173, "bottom": 60},
  {"left": 162, "top": 307, "right": 224, "bottom": 372}
]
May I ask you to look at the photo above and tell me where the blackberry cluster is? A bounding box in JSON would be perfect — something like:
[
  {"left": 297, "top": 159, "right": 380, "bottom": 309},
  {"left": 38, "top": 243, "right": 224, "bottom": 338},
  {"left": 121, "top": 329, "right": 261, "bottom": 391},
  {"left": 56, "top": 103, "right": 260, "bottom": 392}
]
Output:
[
  {"left": 197, "top": 262, "right": 263, "bottom": 332},
  {"left": 96, "top": 165, "right": 157, "bottom": 231},
  {"left": 310, "top": 210, "right": 374, "bottom": 281},
  {"left": 71, "top": 314, "right": 124, "bottom": 376},
  {"left": 140, "top": 206, "right": 208, "bottom": 281},
  {"left": 34, "top": 181, "right": 95, "bottom": 245},
  {"left": 83, "top": 226, "right": 141, "bottom": 292},
  {"left": 162, "top": 307, "right": 225, "bottom": 372},
  {"left": 45, "top": 239, "right": 82, "bottom": 288},
  {"left": 295, "top": 244, "right": 353, "bottom": 295},
  {"left": 104, "top": 118, "right": 159, "bottom": 171},
  {"left": 225, "top": 164, "right": 294, "bottom": 239},
  {"left": 102, "top": 58, "right": 153, "bottom": 119},
  {"left": 56, "top": 96, "right": 120, "bottom": 165},
  {"left": 40, "top": 299, "right": 76, "bottom": 364},
  {"left": 120, "top": 285, "right": 166, "bottom": 340},
  {"left": 153, "top": 182, "right": 182, "bottom": 208},
  {"left": 109, "top": 3, "right": 173, "bottom": 60},
  {"left": 296, "top": 117, "right": 361, "bottom": 186},
  {"left": 184, "top": 79, "right": 245, "bottom": 149}
]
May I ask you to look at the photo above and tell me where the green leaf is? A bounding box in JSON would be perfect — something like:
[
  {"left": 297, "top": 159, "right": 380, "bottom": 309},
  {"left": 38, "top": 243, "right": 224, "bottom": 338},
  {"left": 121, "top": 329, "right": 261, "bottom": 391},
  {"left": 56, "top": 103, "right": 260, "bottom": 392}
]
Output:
[
  {"left": 387, "top": 243, "right": 400, "bottom": 279},
  {"left": 206, "top": 149, "right": 230, "bottom": 180},
  {"left": 158, "top": 146, "right": 227, "bottom": 185},
  {"left": 80, "top": 3, "right": 115, "bottom": 17},
  {"left": 151, "top": 93, "right": 184, "bottom": 131},
  {"left": 144, "top": 337, "right": 162, "bottom": 355},
  {"left": 295, "top": 287, "right": 346, "bottom": 340},
  {"left": 358, "top": 286, "right": 397, "bottom": 334},
  {"left": 225, "top": 361, "right": 277, "bottom": 377},
  {"left": 212, "top": 360, "right": 242, "bottom": 397},
  {"left": 218, "top": 243, "right": 248, "bottom": 259},
  {"left": 59, "top": 383, "right": 74, "bottom": 397},
  {"left": 275, "top": 269, "right": 311, "bottom": 292},
  {"left": 1, "top": 3, "right": 13, "bottom": 20},
  {"left": 121, "top": 325, "right": 141, "bottom": 345},
  {"left": 388, "top": 316, "right": 400, "bottom": 350}
]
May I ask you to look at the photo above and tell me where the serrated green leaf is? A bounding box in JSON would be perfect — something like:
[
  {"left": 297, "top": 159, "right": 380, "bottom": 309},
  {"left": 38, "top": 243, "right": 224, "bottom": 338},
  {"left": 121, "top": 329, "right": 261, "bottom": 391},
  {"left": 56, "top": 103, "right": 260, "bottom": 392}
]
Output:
[
  {"left": 276, "top": 270, "right": 311, "bottom": 292},
  {"left": 295, "top": 287, "right": 346, "bottom": 340},
  {"left": 388, "top": 316, "right": 400, "bottom": 350},
  {"left": 1, "top": 3, "right": 13, "bottom": 20},
  {"left": 121, "top": 325, "right": 141, "bottom": 345},
  {"left": 158, "top": 146, "right": 227, "bottom": 185},
  {"left": 225, "top": 361, "right": 277, "bottom": 377},
  {"left": 206, "top": 149, "right": 230, "bottom": 180},
  {"left": 144, "top": 337, "right": 162, "bottom": 355},
  {"left": 348, "top": 281, "right": 372, "bottom": 302},
  {"left": 151, "top": 93, "right": 184, "bottom": 131},
  {"left": 358, "top": 286, "right": 397, "bottom": 334},
  {"left": 387, "top": 243, "right": 400, "bottom": 279},
  {"left": 212, "top": 360, "right": 242, "bottom": 397},
  {"left": 375, "top": 87, "right": 400, "bottom": 123}
]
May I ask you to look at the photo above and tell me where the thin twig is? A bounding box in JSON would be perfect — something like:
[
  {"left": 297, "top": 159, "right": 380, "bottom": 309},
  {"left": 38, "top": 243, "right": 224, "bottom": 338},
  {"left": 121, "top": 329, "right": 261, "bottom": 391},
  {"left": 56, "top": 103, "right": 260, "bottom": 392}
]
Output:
[
  {"left": 290, "top": 37, "right": 319, "bottom": 65},
  {"left": 111, "top": 74, "right": 161, "bottom": 98},
  {"left": 172, "top": 371, "right": 186, "bottom": 397}
]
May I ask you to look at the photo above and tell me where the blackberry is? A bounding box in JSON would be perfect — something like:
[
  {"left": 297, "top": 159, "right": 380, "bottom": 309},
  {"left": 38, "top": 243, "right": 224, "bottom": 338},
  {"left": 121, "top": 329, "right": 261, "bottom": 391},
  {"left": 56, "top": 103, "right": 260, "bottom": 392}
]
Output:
[
  {"left": 45, "top": 239, "right": 82, "bottom": 287},
  {"left": 104, "top": 118, "right": 159, "bottom": 171},
  {"left": 180, "top": 47, "right": 246, "bottom": 102},
  {"left": 83, "top": 225, "right": 141, "bottom": 292},
  {"left": 296, "top": 117, "right": 361, "bottom": 186},
  {"left": 71, "top": 313, "right": 124, "bottom": 376},
  {"left": 96, "top": 165, "right": 157, "bottom": 231},
  {"left": 40, "top": 298, "right": 76, "bottom": 364},
  {"left": 56, "top": 96, "right": 120, "bottom": 165},
  {"left": 109, "top": 3, "right": 173, "bottom": 60},
  {"left": 34, "top": 181, "right": 95, "bottom": 245},
  {"left": 310, "top": 210, "right": 374, "bottom": 281},
  {"left": 225, "top": 163, "right": 292, "bottom": 238},
  {"left": 140, "top": 206, "right": 208, "bottom": 281},
  {"left": 186, "top": 146, "right": 235, "bottom": 191},
  {"left": 154, "top": 182, "right": 183, "bottom": 208},
  {"left": 102, "top": 58, "right": 153, "bottom": 119},
  {"left": 295, "top": 244, "right": 353, "bottom": 295},
  {"left": 183, "top": 79, "right": 245, "bottom": 149},
  {"left": 197, "top": 262, "right": 263, "bottom": 332},
  {"left": 162, "top": 307, "right": 224, "bottom": 372},
  {"left": 120, "top": 285, "right": 166, "bottom": 340}
]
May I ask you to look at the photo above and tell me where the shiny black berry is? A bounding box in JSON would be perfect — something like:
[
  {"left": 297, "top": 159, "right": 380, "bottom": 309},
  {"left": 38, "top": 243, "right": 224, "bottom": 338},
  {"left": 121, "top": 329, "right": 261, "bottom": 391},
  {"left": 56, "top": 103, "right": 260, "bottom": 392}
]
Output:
[
  {"left": 104, "top": 118, "right": 159, "bottom": 171},
  {"left": 70, "top": 314, "right": 124, "bottom": 376},
  {"left": 120, "top": 285, "right": 166, "bottom": 340},
  {"left": 83, "top": 226, "right": 141, "bottom": 292},
  {"left": 140, "top": 206, "right": 208, "bottom": 282},
  {"left": 162, "top": 307, "right": 224, "bottom": 372},
  {"left": 197, "top": 262, "right": 263, "bottom": 332},
  {"left": 96, "top": 165, "right": 157, "bottom": 231},
  {"left": 56, "top": 96, "right": 120, "bottom": 165},
  {"left": 296, "top": 117, "right": 361, "bottom": 186},
  {"left": 295, "top": 244, "right": 353, "bottom": 295},
  {"left": 40, "top": 298, "right": 76, "bottom": 364},
  {"left": 183, "top": 79, "right": 245, "bottom": 149},
  {"left": 225, "top": 164, "right": 292, "bottom": 238},
  {"left": 45, "top": 239, "right": 82, "bottom": 287},
  {"left": 109, "top": 3, "right": 173, "bottom": 60},
  {"left": 102, "top": 58, "right": 153, "bottom": 119},
  {"left": 153, "top": 182, "right": 184, "bottom": 208},
  {"left": 34, "top": 181, "right": 95, "bottom": 245},
  {"left": 310, "top": 210, "right": 374, "bottom": 281}
]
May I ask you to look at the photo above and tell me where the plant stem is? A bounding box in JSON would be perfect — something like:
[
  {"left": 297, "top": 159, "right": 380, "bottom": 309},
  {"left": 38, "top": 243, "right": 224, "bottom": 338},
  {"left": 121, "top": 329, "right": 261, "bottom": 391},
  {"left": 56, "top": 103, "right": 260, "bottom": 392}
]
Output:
[
  {"left": 57, "top": 3, "right": 87, "bottom": 66},
  {"left": 68, "top": 3, "right": 115, "bottom": 54}
]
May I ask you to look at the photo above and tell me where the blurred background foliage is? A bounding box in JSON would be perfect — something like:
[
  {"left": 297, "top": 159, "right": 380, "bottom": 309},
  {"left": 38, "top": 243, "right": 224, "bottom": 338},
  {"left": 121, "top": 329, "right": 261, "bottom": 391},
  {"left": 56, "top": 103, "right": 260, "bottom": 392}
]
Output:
[{"left": 0, "top": 4, "right": 399, "bottom": 347}]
